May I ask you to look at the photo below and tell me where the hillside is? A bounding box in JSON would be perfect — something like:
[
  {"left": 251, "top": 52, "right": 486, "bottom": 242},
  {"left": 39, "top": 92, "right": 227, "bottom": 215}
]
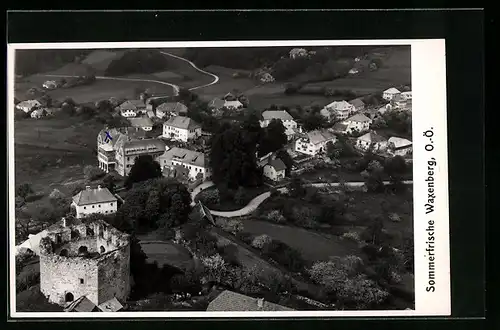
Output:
[{"left": 15, "top": 49, "right": 93, "bottom": 76}]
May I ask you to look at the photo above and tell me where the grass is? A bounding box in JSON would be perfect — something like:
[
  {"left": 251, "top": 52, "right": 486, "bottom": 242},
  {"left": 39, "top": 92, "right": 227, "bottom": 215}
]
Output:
[{"left": 139, "top": 241, "right": 194, "bottom": 271}]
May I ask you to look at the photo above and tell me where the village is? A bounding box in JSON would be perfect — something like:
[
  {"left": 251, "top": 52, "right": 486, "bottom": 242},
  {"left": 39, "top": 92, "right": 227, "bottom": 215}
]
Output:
[{"left": 14, "top": 46, "right": 415, "bottom": 313}]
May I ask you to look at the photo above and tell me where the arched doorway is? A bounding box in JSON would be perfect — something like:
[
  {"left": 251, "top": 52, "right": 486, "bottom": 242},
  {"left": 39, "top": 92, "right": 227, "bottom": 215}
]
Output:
[
  {"left": 71, "top": 229, "right": 80, "bottom": 239},
  {"left": 59, "top": 249, "right": 69, "bottom": 257},
  {"left": 100, "top": 246, "right": 106, "bottom": 253},
  {"left": 86, "top": 226, "right": 94, "bottom": 236},
  {"left": 78, "top": 246, "right": 88, "bottom": 255},
  {"left": 65, "top": 292, "right": 74, "bottom": 302}
]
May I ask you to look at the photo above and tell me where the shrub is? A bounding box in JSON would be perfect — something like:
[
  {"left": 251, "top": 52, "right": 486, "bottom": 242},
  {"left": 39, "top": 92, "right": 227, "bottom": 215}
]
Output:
[
  {"left": 251, "top": 234, "right": 273, "bottom": 249},
  {"left": 235, "top": 232, "right": 254, "bottom": 245},
  {"left": 17, "top": 269, "right": 40, "bottom": 293},
  {"left": 83, "top": 165, "right": 105, "bottom": 182},
  {"left": 342, "top": 231, "right": 361, "bottom": 242},
  {"left": 265, "top": 210, "right": 286, "bottom": 224},
  {"left": 221, "top": 219, "right": 244, "bottom": 235},
  {"left": 234, "top": 186, "right": 248, "bottom": 206},
  {"left": 262, "top": 240, "right": 307, "bottom": 273},
  {"left": 200, "top": 188, "right": 220, "bottom": 206}
]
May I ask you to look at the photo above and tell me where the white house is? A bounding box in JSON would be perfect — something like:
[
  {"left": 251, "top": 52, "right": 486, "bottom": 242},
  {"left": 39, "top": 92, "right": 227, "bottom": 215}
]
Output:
[
  {"left": 401, "top": 91, "right": 412, "bottom": 100},
  {"left": 388, "top": 137, "right": 413, "bottom": 157},
  {"left": 162, "top": 147, "right": 211, "bottom": 181},
  {"left": 71, "top": 185, "right": 118, "bottom": 219},
  {"left": 120, "top": 108, "right": 137, "bottom": 118},
  {"left": 128, "top": 117, "right": 154, "bottom": 131},
  {"left": 356, "top": 131, "right": 388, "bottom": 152},
  {"left": 320, "top": 100, "right": 355, "bottom": 121},
  {"left": 295, "top": 129, "right": 337, "bottom": 156},
  {"left": 348, "top": 98, "right": 365, "bottom": 112},
  {"left": 16, "top": 100, "right": 42, "bottom": 113},
  {"left": 382, "top": 87, "right": 401, "bottom": 101},
  {"left": 118, "top": 100, "right": 147, "bottom": 117},
  {"left": 341, "top": 113, "right": 373, "bottom": 134},
  {"left": 42, "top": 80, "right": 58, "bottom": 90},
  {"left": 163, "top": 116, "right": 202, "bottom": 142},
  {"left": 263, "top": 158, "right": 287, "bottom": 182},
  {"left": 224, "top": 100, "right": 244, "bottom": 110},
  {"left": 260, "top": 110, "right": 300, "bottom": 141},
  {"left": 156, "top": 102, "right": 188, "bottom": 119},
  {"left": 30, "top": 108, "right": 47, "bottom": 119}
]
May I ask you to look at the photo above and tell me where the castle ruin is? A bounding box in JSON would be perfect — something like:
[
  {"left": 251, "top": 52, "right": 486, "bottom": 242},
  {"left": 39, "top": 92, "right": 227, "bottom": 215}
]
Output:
[{"left": 39, "top": 218, "right": 131, "bottom": 307}]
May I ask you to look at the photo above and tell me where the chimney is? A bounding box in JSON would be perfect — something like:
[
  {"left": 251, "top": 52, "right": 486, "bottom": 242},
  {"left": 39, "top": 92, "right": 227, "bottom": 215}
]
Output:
[
  {"left": 257, "top": 298, "right": 264, "bottom": 309},
  {"left": 86, "top": 185, "right": 91, "bottom": 190},
  {"left": 62, "top": 217, "right": 66, "bottom": 227},
  {"left": 97, "top": 185, "right": 102, "bottom": 190}
]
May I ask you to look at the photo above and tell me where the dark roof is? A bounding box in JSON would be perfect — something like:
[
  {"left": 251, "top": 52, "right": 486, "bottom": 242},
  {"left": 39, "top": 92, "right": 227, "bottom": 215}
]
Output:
[
  {"left": 164, "top": 116, "right": 201, "bottom": 130},
  {"left": 267, "top": 158, "right": 286, "bottom": 171},
  {"left": 209, "top": 98, "right": 225, "bottom": 109},
  {"left": 332, "top": 122, "right": 348, "bottom": 131},
  {"left": 190, "top": 201, "right": 215, "bottom": 225},
  {"left": 72, "top": 186, "right": 117, "bottom": 206},
  {"left": 206, "top": 290, "right": 294, "bottom": 312},
  {"left": 349, "top": 98, "right": 365, "bottom": 108},
  {"left": 157, "top": 102, "right": 188, "bottom": 114}
]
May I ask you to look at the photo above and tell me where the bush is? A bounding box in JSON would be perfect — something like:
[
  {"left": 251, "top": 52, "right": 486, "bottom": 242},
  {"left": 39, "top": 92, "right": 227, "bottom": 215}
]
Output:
[
  {"left": 234, "top": 186, "right": 248, "bottom": 206},
  {"left": 17, "top": 269, "right": 40, "bottom": 293},
  {"left": 200, "top": 188, "right": 220, "bottom": 206},
  {"left": 83, "top": 165, "right": 105, "bottom": 182},
  {"left": 221, "top": 219, "right": 243, "bottom": 235},
  {"left": 262, "top": 240, "right": 307, "bottom": 273},
  {"left": 235, "top": 232, "right": 254, "bottom": 245},
  {"left": 251, "top": 234, "right": 273, "bottom": 249},
  {"left": 342, "top": 231, "right": 362, "bottom": 242},
  {"left": 265, "top": 210, "right": 286, "bottom": 224}
]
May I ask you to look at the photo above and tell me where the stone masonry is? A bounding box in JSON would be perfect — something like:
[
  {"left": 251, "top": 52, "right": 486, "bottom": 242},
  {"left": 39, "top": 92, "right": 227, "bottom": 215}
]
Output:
[{"left": 39, "top": 218, "right": 130, "bottom": 307}]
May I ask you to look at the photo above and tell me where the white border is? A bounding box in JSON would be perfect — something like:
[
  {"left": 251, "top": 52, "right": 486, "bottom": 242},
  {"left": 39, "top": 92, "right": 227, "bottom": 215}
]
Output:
[{"left": 8, "top": 39, "right": 450, "bottom": 318}]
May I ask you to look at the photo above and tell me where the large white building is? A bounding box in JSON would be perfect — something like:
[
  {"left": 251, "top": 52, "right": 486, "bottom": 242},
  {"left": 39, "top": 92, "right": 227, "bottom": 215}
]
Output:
[
  {"left": 163, "top": 116, "right": 202, "bottom": 142},
  {"left": 337, "top": 113, "right": 373, "bottom": 134},
  {"left": 260, "top": 110, "right": 300, "bottom": 141},
  {"left": 388, "top": 137, "right": 413, "bottom": 157},
  {"left": 382, "top": 88, "right": 402, "bottom": 101},
  {"left": 118, "top": 100, "right": 147, "bottom": 117},
  {"left": 16, "top": 99, "right": 42, "bottom": 113},
  {"left": 320, "top": 100, "right": 356, "bottom": 121},
  {"left": 71, "top": 185, "right": 118, "bottom": 219},
  {"left": 356, "top": 131, "right": 388, "bottom": 152},
  {"left": 295, "top": 129, "right": 336, "bottom": 156},
  {"left": 162, "top": 147, "right": 211, "bottom": 181}
]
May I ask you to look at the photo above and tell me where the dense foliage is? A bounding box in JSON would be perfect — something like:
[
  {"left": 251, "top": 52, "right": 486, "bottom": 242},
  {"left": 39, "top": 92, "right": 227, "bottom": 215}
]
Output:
[
  {"left": 104, "top": 49, "right": 170, "bottom": 76},
  {"left": 125, "top": 155, "right": 163, "bottom": 189},
  {"left": 15, "top": 49, "right": 93, "bottom": 76}
]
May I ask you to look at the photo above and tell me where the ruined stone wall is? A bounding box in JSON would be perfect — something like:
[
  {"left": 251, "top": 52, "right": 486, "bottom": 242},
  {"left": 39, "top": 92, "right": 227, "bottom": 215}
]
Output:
[
  {"left": 40, "top": 254, "right": 99, "bottom": 305},
  {"left": 97, "top": 244, "right": 131, "bottom": 304},
  {"left": 57, "top": 237, "right": 99, "bottom": 256}
]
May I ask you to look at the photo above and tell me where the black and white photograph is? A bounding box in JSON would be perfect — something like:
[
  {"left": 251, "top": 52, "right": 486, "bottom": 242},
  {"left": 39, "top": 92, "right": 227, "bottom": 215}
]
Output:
[{"left": 8, "top": 40, "right": 450, "bottom": 317}]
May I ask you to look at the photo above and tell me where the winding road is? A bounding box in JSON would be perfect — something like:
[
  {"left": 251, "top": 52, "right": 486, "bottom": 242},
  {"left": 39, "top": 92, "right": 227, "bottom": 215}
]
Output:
[
  {"left": 40, "top": 51, "right": 220, "bottom": 98},
  {"left": 191, "top": 180, "right": 413, "bottom": 218}
]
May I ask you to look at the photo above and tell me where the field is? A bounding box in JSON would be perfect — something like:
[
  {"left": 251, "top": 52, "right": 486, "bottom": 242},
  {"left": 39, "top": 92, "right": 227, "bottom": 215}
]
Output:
[
  {"left": 305, "top": 47, "right": 411, "bottom": 95},
  {"left": 240, "top": 219, "right": 360, "bottom": 262},
  {"left": 139, "top": 241, "right": 194, "bottom": 271},
  {"left": 15, "top": 75, "right": 175, "bottom": 103}
]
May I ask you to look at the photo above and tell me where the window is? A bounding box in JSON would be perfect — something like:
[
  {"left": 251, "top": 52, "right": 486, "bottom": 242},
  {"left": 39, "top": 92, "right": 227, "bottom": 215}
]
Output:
[
  {"left": 92, "top": 205, "right": 95, "bottom": 209},
  {"left": 84, "top": 206, "right": 86, "bottom": 210},
  {"left": 98, "top": 204, "right": 101, "bottom": 208},
  {"left": 79, "top": 278, "right": 84, "bottom": 284},
  {"left": 110, "top": 203, "right": 114, "bottom": 206},
  {"left": 127, "top": 157, "right": 130, "bottom": 161}
]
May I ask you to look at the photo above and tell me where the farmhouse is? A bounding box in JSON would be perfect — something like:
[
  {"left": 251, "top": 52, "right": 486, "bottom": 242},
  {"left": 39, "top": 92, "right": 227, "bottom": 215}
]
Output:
[
  {"left": 263, "top": 158, "right": 287, "bottom": 182},
  {"left": 71, "top": 185, "right": 118, "bottom": 219},
  {"left": 127, "top": 117, "right": 154, "bottom": 131},
  {"left": 207, "top": 290, "right": 294, "bottom": 312},
  {"left": 208, "top": 98, "right": 225, "bottom": 111},
  {"left": 224, "top": 100, "right": 244, "bottom": 110},
  {"left": 156, "top": 102, "right": 188, "bottom": 119},
  {"left": 401, "top": 91, "right": 412, "bottom": 100},
  {"left": 341, "top": 113, "right": 373, "bottom": 134},
  {"left": 42, "top": 80, "right": 58, "bottom": 90},
  {"left": 118, "top": 100, "right": 147, "bottom": 117},
  {"left": 295, "top": 129, "right": 336, "bottom": 156},
  {"left": 163, "top": 116, "right": 202, "bottom": 142},
  {"left": 388, "top": 137, "right": 413, "bottom": 157},
  {"left": 320, "top": 100, "right": 355, "bottom": 121},
  {"left": 161, "top": 147, "right": 211, "bottom": 181},
  {"left": 382, "top": 87, "right": 401, "bottom": 101},
  {"left": 260, "top": 110, "right": 300, "bottom": 141},
  {"left": 349, "top": 98, "right": 365, "bottom": 112},
  {"left": 16, "top": 100, "right": 42, "bottom": 113},
  {"left": 356, "top": 131, "right": 388, "bottom": 152}
]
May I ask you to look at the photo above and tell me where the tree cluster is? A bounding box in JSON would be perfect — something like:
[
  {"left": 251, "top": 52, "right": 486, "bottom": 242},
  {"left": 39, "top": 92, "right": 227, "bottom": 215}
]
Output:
[
  {"left": 104, "top": 49, "right": 170, "bottom": 76},
  {"left": 15, "top": 49, "right": 93, "bottom": 76}
]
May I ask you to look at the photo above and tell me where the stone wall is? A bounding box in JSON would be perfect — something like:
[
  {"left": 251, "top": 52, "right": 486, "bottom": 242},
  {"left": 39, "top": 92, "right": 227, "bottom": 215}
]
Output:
[
  {"left": 97, "top": 244, "right": 131, "bottom": 304},
  {"left": 40, "top": 254, "right": 99, "bottom": 305}
]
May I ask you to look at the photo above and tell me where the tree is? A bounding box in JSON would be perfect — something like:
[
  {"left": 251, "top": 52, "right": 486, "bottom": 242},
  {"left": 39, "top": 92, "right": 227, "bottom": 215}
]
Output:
[
  {"left": 384, "top": 156, "right": 408, "bottom": 193},
  {"left": 241, "top": 112, "right": 264, "bottom": 146},
  {"left": 362, "top": 160, "right": 385, "bottom": 193},
  {"left": 259, "top": 119, "right": 287, "bottom": 156},
  {"left": 84, "top": 165, "right": 104, "bottom": 182},
  {"left": 302, "top": 113, "right": 326, "bottom": 131},
  {"left": 234, "top": 186, "right": 248, "bottom": 206},
  {"left": 102, "top": 174, "right": 117, "bottom": 193},
  {"left": 95, "top": 99, "right": 113, "bottom": 112},
  {"left": 16, "top": 183, "right": 33, "bottom": 199},
  {"left": 221, "top": 219, "right": 244, "bottom": 235},
  {"left": 200, "top": 188, "right": 220, "bottom": 206},
  {"left": 125, "top": 155, "right": 162, "bottom": 189},
  {"left": 251, "top": 234, "right": 273, "bottom": 249},
  {"left": 363, "top": 216, "right": 385, "bottom": 245},
  {"left": 289, "top": 176, "right": 306, "bottom": 198}
]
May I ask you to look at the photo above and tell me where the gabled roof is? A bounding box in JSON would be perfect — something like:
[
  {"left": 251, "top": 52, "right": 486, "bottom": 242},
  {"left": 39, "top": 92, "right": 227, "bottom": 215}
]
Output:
[
  {"left": 261, "top": 110, "right": 294, "bottom": 121},
  {"left": 332, "top": 122, "right": 348, "bottom": 132},
  {"left": 164, "top": 116, "right": 201, "bottom": 130},
  {"left": 72, "top": 186, "right": 117, "bottom": 206},
  {"left": 17, "top": 100, "right": 42, "bottom": 108},
  {"left": 388, "top": 137, "right": 412, "bottom": 149},
  {"left": 349, "top": 98, "right": 365, "bottom": 108},
  {"left": 303, "top": 130, "right": 336, "bottom": 145},
  {"left": 358, "top": 131, "right": 387, "bottom": 143},
  {"left": 128, "top": 117, "right": 154, "bottom": 128},
  {"left": 120, "top": 100, "right": 146, "bottom": 110},
  {"left": 206, "top": 290, "right": 294, "bottom": 312},
  {"left": 156, "top": 102, "right": 188, "bottom": 114},
  {"left": 266, "top": 158, "right": 287, "bottom": 172},
  {"left": 384, "top": 87, "right": 401, "bottom": 94},
  {"left": 345, "top": 113, "right": 372, "bottom": 123},
  {"left": 224, "top": 100, "right": 243, "bottom": 107},
  {"left": 209, "top": 98, "right": 225, "bottom": 109},
  {"left": 97, "top": 297, "right": 123, "bottom": 312},
  {"left": 324, "top": 100, "right": 352, "bottom": 110},
  {"left": 163, "top": 147, "right": 208, "bottom": 168}
]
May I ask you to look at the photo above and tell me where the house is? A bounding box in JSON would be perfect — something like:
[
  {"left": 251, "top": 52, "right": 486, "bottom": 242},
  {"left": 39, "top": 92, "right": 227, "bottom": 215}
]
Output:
[
  {"left": 223, "top": 92, "right": 237, "bottom": 101},
  {"left": 146, "top": 110, "right": 156, "bottom": 119},
  {"left": 349, "top": 98, "right": 365, "bottom": 112},
  {"left": 156, "top": 102, "right": 188, "bottom": 119},
  {"left": 391, "top": 94, "right": 412, "bottom": 111},
  {"left": 356, "top": 131, "right": 388, "bottom": 152},
  {"left": 97, "top": 297, "right": 124, "bottom": 312},
  {"left": 16, "top": 100, "right": 42, "bottom": 113},
  {"left": 127, "top": 117, "right": 154, "bottom": 131},
  {"left": 295, "top": 129, "right": 336, "bottom": 156},
  {"left": 208, "top": 98, "right": 225, "bottom": 111},
  {"left": 256, "top": 151, "right": 274, "bottom": 168},
  {"left": 320, "top": 100, "right": 355, "bottom": 121},
  {"left": 30, "top": 108, "right": 47, "bottom": 119},
  {"left": 42, "top": 80, "right": 58, "bottom": 90},
  {"left": 224, "top": 100, "right": 244, "bottom": 110},
  {"left": 401, "top": 91, "right": 412, "bottom": 100},
  {"left": 65, "top": 296, "right": 100, "bottom": 312},
  {"left": 163, "top": 163, "right": 190, "bottom": 183},
  {"left": 206, "top": 290, "right": 294, "bottom": 312},
  {"left": 382, "top": 87, "right": 401, "bottom": 101},
  {"left": 71, "top": 185, "right": 118, "bottom": 219},
  {"left": 388, "top": 137, "right": 413, "bottom": 156},
  {"left": 118, "top": 100, "right": 147, "bottom": 117},
  {"left": 341, "top": 113, "right": 373, "bottom": 134},
  {"left": 115, "top": 138, "right": 168, "bottom": 177},
  {"left": 163, "top": 116, "right": 202, "bottom": 142},
  {"left": 260, "top": 110, "right": 300, "bottom": 141},
  {"left": 161, "top": 147, "right": 211, "bottom": 181},
  {"left": 263, "top": 158, "right": 287, "bottom": 182}
]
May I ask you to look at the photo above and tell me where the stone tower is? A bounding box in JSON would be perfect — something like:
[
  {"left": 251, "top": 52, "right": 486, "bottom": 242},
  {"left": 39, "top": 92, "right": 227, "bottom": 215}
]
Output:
[{"left": 39, "top": 218, "right": 131, "bottom": 307}]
